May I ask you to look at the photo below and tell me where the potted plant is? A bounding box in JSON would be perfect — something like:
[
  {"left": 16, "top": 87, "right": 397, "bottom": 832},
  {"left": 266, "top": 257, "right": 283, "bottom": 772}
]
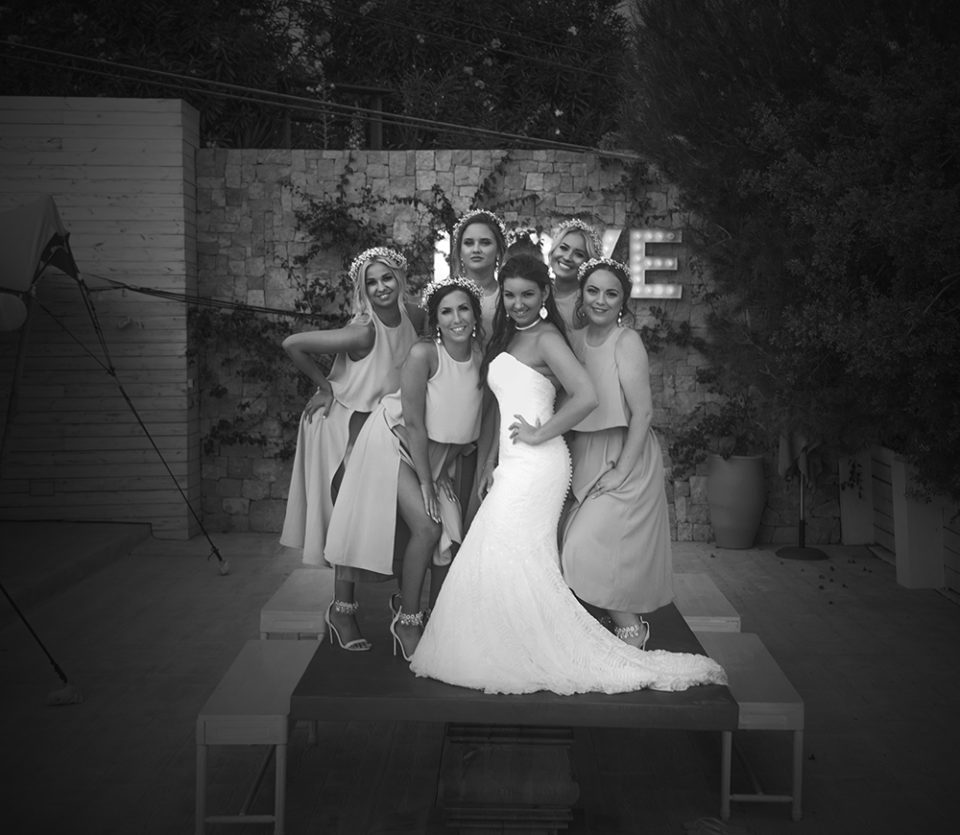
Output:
[{"left": 668, "top": 390, "right": 771, "bottom": 548}]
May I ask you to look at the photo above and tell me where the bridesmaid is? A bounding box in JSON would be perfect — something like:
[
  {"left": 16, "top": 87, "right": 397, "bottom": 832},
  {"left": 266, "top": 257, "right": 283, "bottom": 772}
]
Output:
[
  {"left": 449, "top": 208, "right": 507, "bottom": 346},
  {"left": 324, "top": 275, "right": 484, "bottom": 659},
  {"left": 547, "top": 219, "right": 603, "bottom": 330},
  {"left": 279, "top": 247, "right": 423, "bottom": 651},
  {"left": 449, "top": 209, "right": 507, "bottom": 526},
  {"left": 560, "top": 258, "right": 674, "bottom": 650}
]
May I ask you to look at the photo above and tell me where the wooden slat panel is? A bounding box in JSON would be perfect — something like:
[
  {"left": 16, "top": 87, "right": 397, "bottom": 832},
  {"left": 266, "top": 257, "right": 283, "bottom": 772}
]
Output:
[
  {"left": 0, "top": 96, "right": 199, "bottom": 536},
  {"left": 0, "top": 151, "right": 190, "bottom": 168}
]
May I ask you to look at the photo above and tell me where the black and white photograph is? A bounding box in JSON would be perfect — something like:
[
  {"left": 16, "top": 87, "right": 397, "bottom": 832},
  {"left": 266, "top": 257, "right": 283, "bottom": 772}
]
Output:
[{"left": 1, "top": 1, "right": 958, "bottom": 833}]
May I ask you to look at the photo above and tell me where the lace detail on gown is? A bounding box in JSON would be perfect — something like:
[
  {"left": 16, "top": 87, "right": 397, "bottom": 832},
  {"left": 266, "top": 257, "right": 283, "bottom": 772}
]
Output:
[{"left": 410, "top": 352, "right": 726, "bottom": 695}]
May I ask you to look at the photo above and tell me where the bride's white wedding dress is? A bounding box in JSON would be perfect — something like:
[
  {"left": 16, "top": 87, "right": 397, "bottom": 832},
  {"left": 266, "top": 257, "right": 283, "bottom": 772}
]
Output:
[{"left": 410, "top": 352, "right": 726, "bottom": 695}]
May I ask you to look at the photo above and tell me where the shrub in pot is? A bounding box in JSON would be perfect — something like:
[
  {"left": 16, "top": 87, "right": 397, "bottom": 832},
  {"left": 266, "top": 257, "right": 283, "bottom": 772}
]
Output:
[{"left": 668, "top": 393, "right": 770, "bottom": 548}]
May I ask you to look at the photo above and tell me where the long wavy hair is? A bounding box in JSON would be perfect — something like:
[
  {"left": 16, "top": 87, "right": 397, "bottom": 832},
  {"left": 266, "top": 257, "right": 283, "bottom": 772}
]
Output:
[
  {"left": 424, "top": 282, "right": 483, "bottom": 344},
  {"left": 347, "top": 249, "right": 409, "bottom": 326},
  {"left": 574, "top": 258, "right": 636, "bottom": 328},
  {"left": 480, "top": 254, "right": 570, "bottom": 384},
  {"left": 546, "top": 222, "right": 602, "bottom": 266},
  {"left": 449, "top": 210, "right": 507, "bottom": 279}
]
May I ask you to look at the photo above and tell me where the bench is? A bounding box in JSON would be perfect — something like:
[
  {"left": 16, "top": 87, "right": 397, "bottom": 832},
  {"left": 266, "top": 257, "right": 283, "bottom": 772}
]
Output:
[
  {"left": 259, "top": 568, "right": 335, "bottom": 639},
  {"left": 674, "top": 572, "right": 741, "bottom": 632},
  {"left": 195, "top": 640, "right": 318, "bottom": 834},
  {"left": 694, "top": 631, "right": 804, "bottom": 821}
]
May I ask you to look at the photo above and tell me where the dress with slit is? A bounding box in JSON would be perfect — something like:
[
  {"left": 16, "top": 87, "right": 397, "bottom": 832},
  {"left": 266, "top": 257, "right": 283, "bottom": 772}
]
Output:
[
  {"left": 410, "top": 351, "right": 725, "bottom": 695},
  {"left": 324, "top": 341, "right": 482, "bottom": 575},
  {"left": 561, "top": 327, "right": 674, "bottom": 613},
  {"left": 279, "top": 307, "right": 418, "bottom": 565}
]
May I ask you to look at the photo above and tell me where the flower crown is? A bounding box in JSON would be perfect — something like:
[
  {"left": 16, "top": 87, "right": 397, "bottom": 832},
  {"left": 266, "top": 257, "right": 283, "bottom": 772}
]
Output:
[
  {"left": 347, "top": 247, "right": 408, "bottom": 286},
  {"left": 505, "top": 226, "right": 540, "bottom": 248},
  {"left": 577, "top": 257, "right": 630, "bottom": 284},
  {"left": 451, "top": 209, "right": 507, "bottom": 247},
  {"left": 420, "top": 274, "right": 484, "bottom": 309},
  {"left": 552, "top": 218, "right": 604, "bottom": 258}
]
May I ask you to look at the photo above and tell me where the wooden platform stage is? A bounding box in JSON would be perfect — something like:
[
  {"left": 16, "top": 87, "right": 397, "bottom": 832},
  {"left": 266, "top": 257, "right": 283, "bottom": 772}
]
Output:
[
  {"left": 291, "top": 603, "right": 736, "bottom": 831},
  {"left": 292, "top": 603, "right": 734, "bottom": 728}
]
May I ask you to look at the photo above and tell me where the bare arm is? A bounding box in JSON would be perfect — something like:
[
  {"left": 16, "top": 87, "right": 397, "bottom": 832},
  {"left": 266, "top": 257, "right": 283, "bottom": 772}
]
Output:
[
  {"left": 509, "top": 331, "right": 598, "bottom": 445},
  {"left": 477, "top": 387, "right": 500, "bottom": 499},
  {"left": 282, "top": 323, "right": 375, "bottom": 418},
  {"left": 592, "top": 329, "right": 652, "bottom": 495},
  {"left": 399, "top": 341, "right": 442, "bottom": 522}
]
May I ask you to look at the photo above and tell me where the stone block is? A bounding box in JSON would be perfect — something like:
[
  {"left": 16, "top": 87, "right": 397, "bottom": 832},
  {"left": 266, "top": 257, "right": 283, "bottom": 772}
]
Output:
[
  {"left": 245, "top": 257, "right": 265, "bottom": 277},
  {"left": 225, "top": 513, "right": 250, "bottom": 532},
  {"left": 228, "top": 457, "right": 253, "bottom": 478},
  {"left": 454, "top": 165, "right": 481, "bottom": 186},
  {"left": 249, "top": 499, "right": 286, "bottom": 532},
  {"left": 222, "top": 496, "right": 250, "bottom": 515},
  {"left": 525, "top": 172, "right": 544, "bottom": 192},
  {"left": 417, "top": 168, "right": 438, "bottom": 191},
  {"left": 675, "top": 495, "right": 688, "bottom": 522},
  {"left": 242, "top": 478, "right": 271, "bottom": 501},
  {"left": 690, "top": 475, "right": 708, "bottom": 503}
]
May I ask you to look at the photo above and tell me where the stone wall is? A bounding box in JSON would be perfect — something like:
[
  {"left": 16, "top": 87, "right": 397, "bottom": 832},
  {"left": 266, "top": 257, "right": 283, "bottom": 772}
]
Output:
[{"left": 196, "top": 148, "right": 840, "bottom": 544}]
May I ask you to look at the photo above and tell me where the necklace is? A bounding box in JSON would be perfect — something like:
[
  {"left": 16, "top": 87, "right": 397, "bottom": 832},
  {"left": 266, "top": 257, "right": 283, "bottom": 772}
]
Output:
[{"left": 515, "top": 319, "right": 540, "bottom": 332}]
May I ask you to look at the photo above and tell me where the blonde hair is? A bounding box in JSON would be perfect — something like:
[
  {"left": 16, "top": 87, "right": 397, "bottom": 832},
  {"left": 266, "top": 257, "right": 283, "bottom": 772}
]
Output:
[
  {"left": 547, "top": 222, "right": 601, "bottom": 265},
  {"left": 346, "top": 248, "right": 409, "bottom": 325}
]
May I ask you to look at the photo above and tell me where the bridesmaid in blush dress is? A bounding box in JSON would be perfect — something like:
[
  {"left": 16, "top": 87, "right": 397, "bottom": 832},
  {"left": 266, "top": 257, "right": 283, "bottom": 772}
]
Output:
[
  {"left": 547, "top": 219, "right": 603, "bottom": 331},
  {"left": 279, "top": 247, "right": 422, "bottom": 651},
  {"left": 561, "top": 258, "right": 674, "bottom": 650},
  {"left": 324, "top": 276, "right": 484, "bottom": 659}
]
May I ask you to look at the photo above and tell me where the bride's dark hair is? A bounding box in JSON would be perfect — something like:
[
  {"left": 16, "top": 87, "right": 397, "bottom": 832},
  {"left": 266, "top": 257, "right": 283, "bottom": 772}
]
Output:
[{"left": 479, "top": 254, "right": 570, "bottom": 384}]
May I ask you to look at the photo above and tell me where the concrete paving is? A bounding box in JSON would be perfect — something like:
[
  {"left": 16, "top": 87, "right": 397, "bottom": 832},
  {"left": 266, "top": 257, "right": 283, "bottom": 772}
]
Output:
[{"left": 1, "top": 523, "right": 958, "bottom": 834}]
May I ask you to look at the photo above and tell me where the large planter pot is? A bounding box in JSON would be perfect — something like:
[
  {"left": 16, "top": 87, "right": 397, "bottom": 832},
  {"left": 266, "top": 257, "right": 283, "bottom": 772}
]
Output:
[{"left": 706, "top": 454, "right": 766, "bottom": 549}]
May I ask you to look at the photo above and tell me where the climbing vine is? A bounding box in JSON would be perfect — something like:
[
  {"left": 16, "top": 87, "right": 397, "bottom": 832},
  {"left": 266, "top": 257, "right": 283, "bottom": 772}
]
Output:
[{"left": 191, "top": 157, "right": 524, "bottom": 460}]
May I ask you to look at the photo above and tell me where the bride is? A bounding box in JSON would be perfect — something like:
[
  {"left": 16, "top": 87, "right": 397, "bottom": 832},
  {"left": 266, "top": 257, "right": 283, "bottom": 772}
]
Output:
[{"left": 410, "top": 255, "right": 726, "bottom": 695}]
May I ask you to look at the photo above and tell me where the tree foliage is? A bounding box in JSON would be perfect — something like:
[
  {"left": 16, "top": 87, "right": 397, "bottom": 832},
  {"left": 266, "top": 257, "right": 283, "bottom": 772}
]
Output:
[
  {"left": 623, "top": 0, "right": 960, "bottom": 499},
  {"left": 312, "top": 0, "right": 627, "bottom": 149},
  {"left": 1, "top": 0, "right": 331, "bottom": 147},
  {"left": 1, "top": 0, "right": 628, "bottom": 150}
]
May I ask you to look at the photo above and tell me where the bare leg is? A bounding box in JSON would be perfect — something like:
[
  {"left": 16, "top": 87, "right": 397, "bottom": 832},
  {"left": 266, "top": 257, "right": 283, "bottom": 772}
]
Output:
[
  {"left": 395, "top": 462, "right": 441, "bottom": 657},
  {"left": 328, "top": 567, "right": 369, "bottom": 648},
  {"left": 428, "top": 562, "right": 450, "bottom": 610}
]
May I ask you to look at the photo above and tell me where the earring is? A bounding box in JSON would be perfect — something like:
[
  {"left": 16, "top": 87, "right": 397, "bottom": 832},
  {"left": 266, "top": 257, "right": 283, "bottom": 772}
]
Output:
[
  {"left": 435, "top": 326, "right": 442, "bottom": 343},
  {"left": 617, "top": 309, "right": 623, "bottom": 326},
  {"left": 471, "top": 324, "right": 477, "bottom": 338},
  {"left": 539, "top": 304, "right": 548, "bottom": 320}
]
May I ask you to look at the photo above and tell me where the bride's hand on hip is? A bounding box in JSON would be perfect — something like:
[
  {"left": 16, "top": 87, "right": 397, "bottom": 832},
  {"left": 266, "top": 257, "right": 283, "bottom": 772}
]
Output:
[{"left": 508, "top": 414, "right": 542, "bottom": 445}]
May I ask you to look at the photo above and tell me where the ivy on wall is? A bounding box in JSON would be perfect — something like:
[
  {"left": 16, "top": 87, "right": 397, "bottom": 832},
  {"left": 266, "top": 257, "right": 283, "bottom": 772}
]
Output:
[{"left": 192, "top": 156, "right": 549, "bottom": 460}]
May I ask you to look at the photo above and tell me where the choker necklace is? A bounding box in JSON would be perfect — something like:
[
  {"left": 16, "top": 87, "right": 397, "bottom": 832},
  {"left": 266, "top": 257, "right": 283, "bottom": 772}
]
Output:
[{"left": 515, "top": 319, "right": 540, "bottom": 331}]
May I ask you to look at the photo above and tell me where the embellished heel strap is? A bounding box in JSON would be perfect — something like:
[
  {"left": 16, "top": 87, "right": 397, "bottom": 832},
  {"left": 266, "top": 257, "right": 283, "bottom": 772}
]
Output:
[
  {"left": 332, "top": 599, "right": 360, "bottom": 615},
  {"left": 614, "top": 623, "right": 642, "bottom": 640},
  {"left": 397, "top": 610, "right": 424, "bottom": 627}
]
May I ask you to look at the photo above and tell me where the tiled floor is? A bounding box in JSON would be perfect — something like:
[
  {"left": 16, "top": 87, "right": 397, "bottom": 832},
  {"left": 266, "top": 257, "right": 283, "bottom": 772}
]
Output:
[{"left": 1, "top": 525, "right": 958, "bottom": 834}]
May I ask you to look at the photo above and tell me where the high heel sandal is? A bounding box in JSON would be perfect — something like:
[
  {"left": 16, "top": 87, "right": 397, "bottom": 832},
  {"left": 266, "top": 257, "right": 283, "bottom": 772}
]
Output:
[
  {"left": 614, "top": 618, "right": 650, "bottom": 651},
  {"left": 324, "top": 600, "right": 372, "bottom": 652},
  {"left": 389, "top": 609, "right": 424, "bottom": 661}
]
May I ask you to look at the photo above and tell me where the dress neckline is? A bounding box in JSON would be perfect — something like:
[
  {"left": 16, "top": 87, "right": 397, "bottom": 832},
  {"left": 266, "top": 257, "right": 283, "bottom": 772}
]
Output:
[{"left": 496, "top": 350, "right": 554, "bottom": 387}]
